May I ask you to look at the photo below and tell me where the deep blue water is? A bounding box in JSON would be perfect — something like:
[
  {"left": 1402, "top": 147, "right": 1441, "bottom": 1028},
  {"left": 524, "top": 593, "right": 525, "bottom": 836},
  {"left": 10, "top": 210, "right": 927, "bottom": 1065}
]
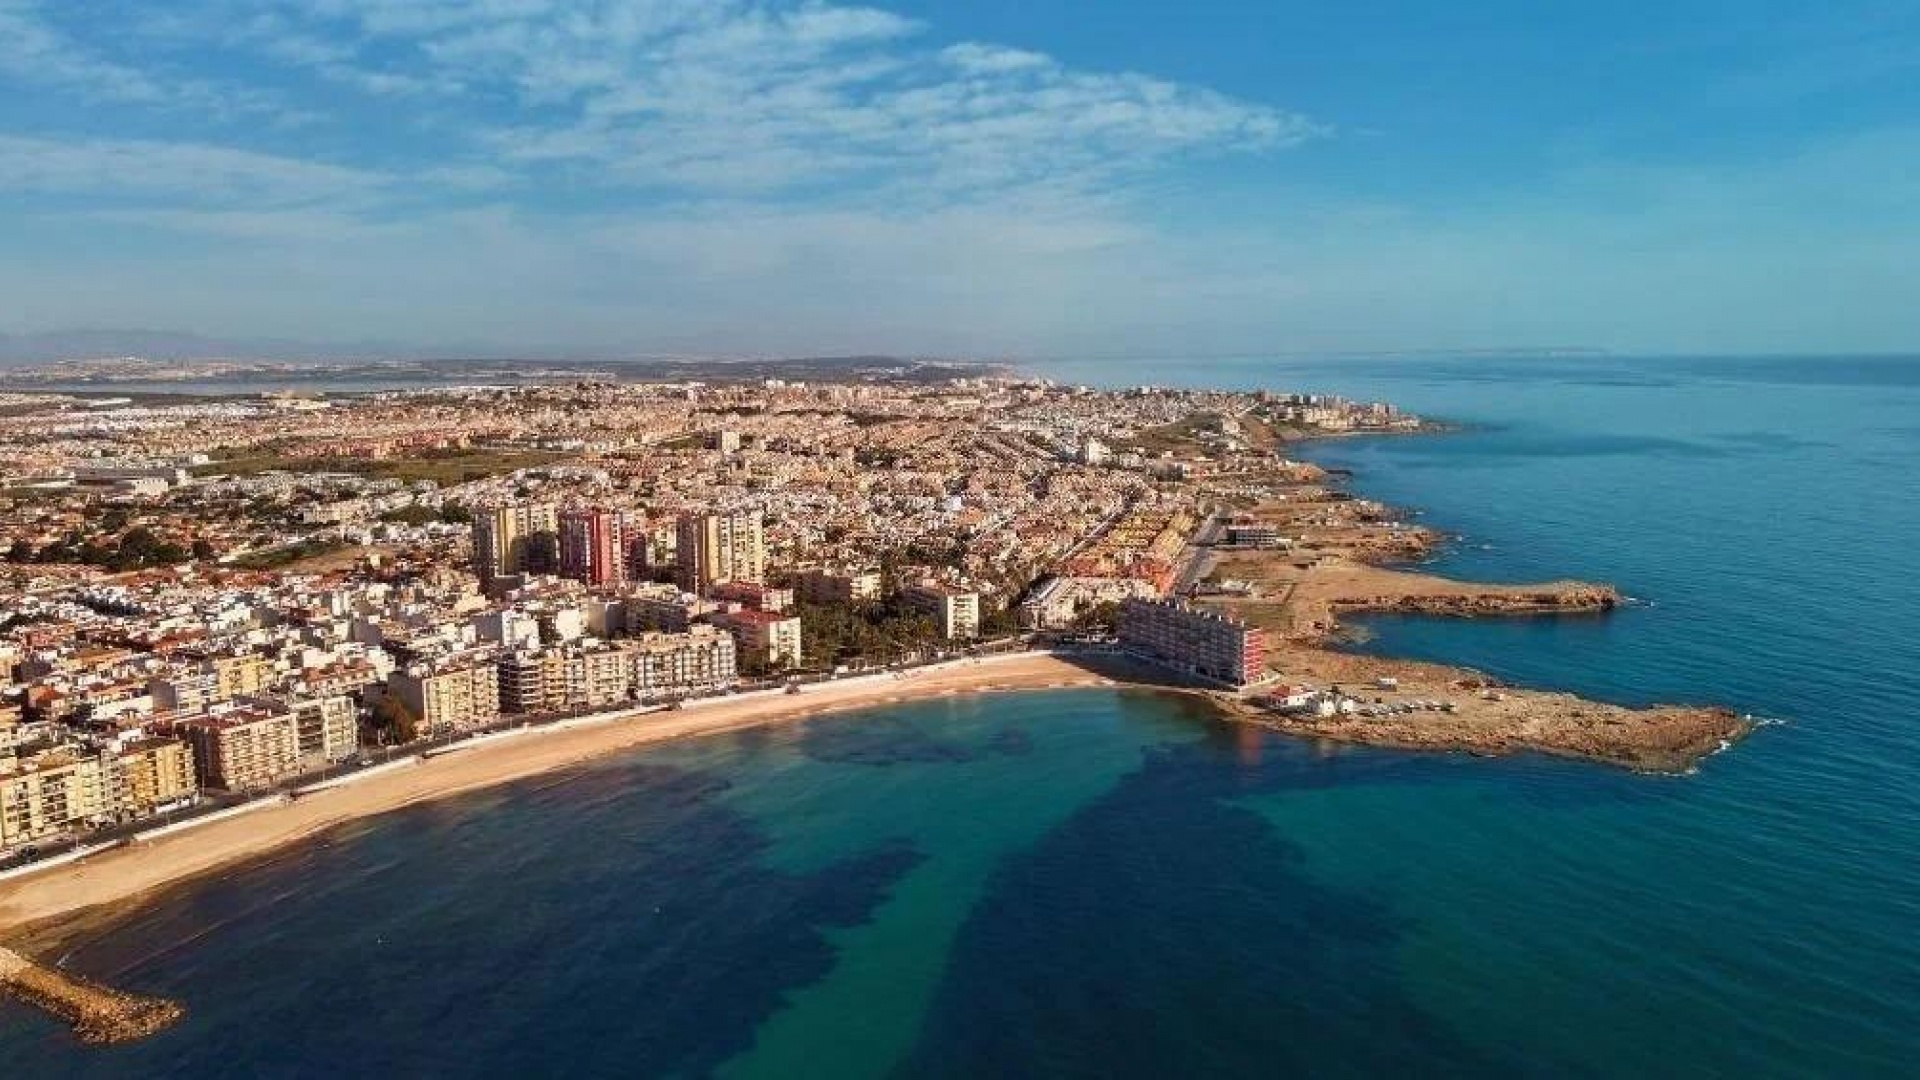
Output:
[{"left": 5, "top": 355, "right": 1918, "bottom": 1076}]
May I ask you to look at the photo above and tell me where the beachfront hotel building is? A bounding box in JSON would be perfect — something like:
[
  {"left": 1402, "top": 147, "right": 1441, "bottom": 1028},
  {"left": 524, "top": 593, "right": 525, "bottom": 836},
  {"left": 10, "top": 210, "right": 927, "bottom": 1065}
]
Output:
[
  {"left": 287, "top": 695, "right": 360, "bottom": 765},
  {"left": 559, "top": 507, "right": 627, "bottom": 586},
  {"left": 712, "top": 609, "right": 804, "bottom": 670},
  {"left": 497, "top": 645, "right": 634, "bottom": 714},
  {"left": 675, "top": 510, "right": 766, "bottom": 590},
  {"left": 106, "top": 737, "right": 198, "bottom": 818},
  {"left": 1118, "top": 597, "right": 1268, "bottom": 687},
  {"left": 901, "top": 583, "right": 982, "bottom": 640},
  {"left": 387, "top": 658, "right": 502, "bottom": 732},
  {"left": 630, "top": 627, "right": 738, "bottom": 700},
  {"left": 0, "top": 749, "right": 111, "bottom": 850},
  {"left": 177, "top": 707, "right": 303, "bottom": 792}
]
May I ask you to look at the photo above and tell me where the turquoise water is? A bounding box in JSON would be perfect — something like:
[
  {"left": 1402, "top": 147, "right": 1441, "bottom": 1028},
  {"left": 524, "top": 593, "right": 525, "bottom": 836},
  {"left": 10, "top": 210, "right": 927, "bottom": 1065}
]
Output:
[{"left": 4, "top": 355, "right": 1918, "bottom": 1076}]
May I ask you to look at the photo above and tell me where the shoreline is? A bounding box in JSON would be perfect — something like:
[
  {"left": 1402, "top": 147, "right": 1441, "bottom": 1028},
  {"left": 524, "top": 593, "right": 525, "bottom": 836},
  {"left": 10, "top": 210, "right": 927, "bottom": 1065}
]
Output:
[
  {"left": 0, "top": 640, "right": 1745, "bottom": 959},
  {"left": 0, "top": 652, "right": 1141, "bottom": 948}
]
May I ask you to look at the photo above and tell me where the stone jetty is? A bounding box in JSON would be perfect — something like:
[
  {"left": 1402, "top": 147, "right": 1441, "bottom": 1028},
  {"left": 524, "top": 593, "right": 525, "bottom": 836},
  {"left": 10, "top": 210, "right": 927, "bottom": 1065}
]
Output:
[{"left": 0, "top": 945, "right": 184, "bottom": 1044}]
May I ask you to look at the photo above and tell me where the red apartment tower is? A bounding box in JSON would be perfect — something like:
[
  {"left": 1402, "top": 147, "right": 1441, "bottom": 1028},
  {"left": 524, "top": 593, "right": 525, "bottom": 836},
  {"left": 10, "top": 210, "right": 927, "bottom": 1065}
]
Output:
[{"left": 558, "top": 508, "right": 627, "bottom": 586}]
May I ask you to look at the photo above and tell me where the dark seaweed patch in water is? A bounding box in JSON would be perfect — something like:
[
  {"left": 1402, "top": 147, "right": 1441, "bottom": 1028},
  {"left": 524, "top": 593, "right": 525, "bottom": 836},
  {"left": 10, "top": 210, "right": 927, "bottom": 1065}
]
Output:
[
  {"left": 17, "top": 764, "right": 922, "bottom": 1080},
  {"left": 896, "top": 738, "right": 1527, "bottom": 1078},
  {"left": 986, "top": 727, "right": 1034, "bottom": 756},
  {"left": 1708, "top": 431, "right": 1838, "bottom": 453},
  {"left": 801, "top": 714, "right": 981, "bottom": 766}
]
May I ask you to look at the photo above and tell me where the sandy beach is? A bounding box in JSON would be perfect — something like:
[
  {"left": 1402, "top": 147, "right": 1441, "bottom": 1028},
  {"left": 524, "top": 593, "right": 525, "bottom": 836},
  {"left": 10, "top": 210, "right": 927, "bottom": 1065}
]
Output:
[{"left": 0, "top": 652, "right": 1129, "bottom": 944}]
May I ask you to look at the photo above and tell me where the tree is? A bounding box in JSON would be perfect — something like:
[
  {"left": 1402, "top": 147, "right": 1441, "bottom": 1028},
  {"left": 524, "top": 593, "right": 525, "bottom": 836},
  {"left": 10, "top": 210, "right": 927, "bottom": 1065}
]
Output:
[
  {"left": 1072, "top": 601, "right": 1122, "bottom": 632},
  {"left": 982, "top": 603, "right": 1021, "bottom": 637},
  {"left": 366, "top": 695, "right": 419, "bottom": 745}
]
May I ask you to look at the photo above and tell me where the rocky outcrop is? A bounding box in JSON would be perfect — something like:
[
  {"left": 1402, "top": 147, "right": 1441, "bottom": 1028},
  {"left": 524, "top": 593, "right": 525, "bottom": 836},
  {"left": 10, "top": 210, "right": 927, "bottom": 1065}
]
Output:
[
  {"left": 1230, "top": 646, "right": 1753, "bottom": 774},
  {"left": 1328, "top": 584, "right": 1619, "bottom": 618},
  {"left": 1253, "top": 703, "right": 1747, "bottom": 774}
]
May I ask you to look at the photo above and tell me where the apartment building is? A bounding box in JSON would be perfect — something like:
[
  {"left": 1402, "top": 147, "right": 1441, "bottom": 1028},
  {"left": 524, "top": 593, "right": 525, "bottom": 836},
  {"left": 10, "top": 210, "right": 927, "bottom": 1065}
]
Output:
[
  {"left": 472, "top": 502, "right": 559, "bottom": 584},
  {"left": 287, "top": 695, "right": 360, "bottom": 764},
  {"left": 150, "top": 652, "right": 278, "bottom": 712},
  {"left": 106, "top": 737, "right": 198, "bottom": 818},
  {"left": 0, "top": 749, "right": 110, "bottom": 850},
  {"left": 902, "top": 583, "right": 982, "bottom": 640},
  {"left": 675, "top": 510, "right": 766, "bottom": 590},
  {"left": 212, "top": 653, "right": 276, "bottom": 700},
  {"left": 178, "top": 707, "right": 303, "bottom": 792},
  {"left": 622, "top": 591, "right": 717, "bottom": 633},
  {"left": 794, "top": 567, "right": 882, "bottom": 606},
  {"left": 707, "top": 581, "right": 794, "bottom": 613},
  {"left": 713, "top": 609, "right": 804, "bottom": 669},
  {"left": 150, "top": 669, "right": 219, "bottom": 713},
  {"left": 1118, "top": 597, "right": 1267, "bottom": 687},
  {"left": 387, "top": 658, "right": 502, "bottom": 731},
  {"left": 630, "top": 627, "right": 738, "bottom": 700},
  {"left": 498, "top": 646, "right": 633, "bottom": 714},
  {"left": 558, "top": 507, "right": 627, "bottom": 586}
]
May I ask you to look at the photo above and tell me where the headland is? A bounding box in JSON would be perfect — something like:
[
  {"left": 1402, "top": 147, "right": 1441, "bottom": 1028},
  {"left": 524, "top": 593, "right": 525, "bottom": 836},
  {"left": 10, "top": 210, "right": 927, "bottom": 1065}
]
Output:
[{"left": 1185, "top": 483, "right": 1750, "bottom": 772}]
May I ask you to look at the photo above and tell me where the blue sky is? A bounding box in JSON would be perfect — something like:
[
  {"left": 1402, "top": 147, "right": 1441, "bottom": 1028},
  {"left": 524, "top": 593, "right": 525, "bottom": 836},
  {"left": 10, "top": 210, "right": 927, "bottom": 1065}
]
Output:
[{"left": 2, "top": 0, "right": 1916, "bottom": 357}]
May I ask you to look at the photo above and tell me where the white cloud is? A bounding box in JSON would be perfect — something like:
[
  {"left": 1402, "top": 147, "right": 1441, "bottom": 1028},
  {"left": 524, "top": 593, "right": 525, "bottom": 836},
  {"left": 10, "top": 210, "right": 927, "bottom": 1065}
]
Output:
[
  {"left": 0, "top": 0, "right": 1343, "bottom": 352},
  {"left": 4, "top": 1, "right": 1319, "bottom": 214},
  {"left": 0, "top": 134, "right": 383, "bottom": 205},
  {"left": 0, "top": 0, "right": 308, "bottom": 121},
  {"left": 245, "top": 0, "right": 1317, "bottom": 204},
  {"left": 941, "top": 43, "right": 1052, "bottom": 76},
  {"left": 0, "top": 0, "right": 168, "bottom": 102}
]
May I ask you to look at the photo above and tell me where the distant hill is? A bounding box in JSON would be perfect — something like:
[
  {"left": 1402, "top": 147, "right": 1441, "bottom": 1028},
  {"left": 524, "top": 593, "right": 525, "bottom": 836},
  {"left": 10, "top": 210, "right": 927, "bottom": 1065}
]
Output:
[
  {"left": 0, "top": 330, "right": 1004, "bottom": 387},
  {"left": 0, "top": 329, "right": 408, "bottom": 364}
]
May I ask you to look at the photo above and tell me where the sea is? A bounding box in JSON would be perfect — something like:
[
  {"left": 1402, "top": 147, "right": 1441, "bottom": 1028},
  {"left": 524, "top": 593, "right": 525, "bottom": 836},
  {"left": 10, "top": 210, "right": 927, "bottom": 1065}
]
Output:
[{"left": 4, "top": 354, "right": 1918, "bottom": 1077}]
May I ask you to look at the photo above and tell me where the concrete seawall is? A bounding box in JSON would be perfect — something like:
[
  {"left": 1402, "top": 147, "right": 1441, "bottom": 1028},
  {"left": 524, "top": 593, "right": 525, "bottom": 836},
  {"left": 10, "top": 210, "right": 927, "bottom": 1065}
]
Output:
[{"left": 0, "top": 946, "right": 184, "bottom": 1044}]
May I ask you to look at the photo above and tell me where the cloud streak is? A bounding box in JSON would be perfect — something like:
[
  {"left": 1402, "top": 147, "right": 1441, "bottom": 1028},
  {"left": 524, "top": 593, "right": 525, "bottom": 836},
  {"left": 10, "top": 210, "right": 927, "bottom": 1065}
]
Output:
[{"left": 183, "top": 0, "right": 1315, "bottom": 204}]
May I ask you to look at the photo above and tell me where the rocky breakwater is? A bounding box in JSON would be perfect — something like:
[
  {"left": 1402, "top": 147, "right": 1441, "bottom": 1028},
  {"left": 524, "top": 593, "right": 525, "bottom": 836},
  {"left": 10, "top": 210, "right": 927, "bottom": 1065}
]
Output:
[{"left": 0, "top": 945, "right": 184, "bottom": 1044}]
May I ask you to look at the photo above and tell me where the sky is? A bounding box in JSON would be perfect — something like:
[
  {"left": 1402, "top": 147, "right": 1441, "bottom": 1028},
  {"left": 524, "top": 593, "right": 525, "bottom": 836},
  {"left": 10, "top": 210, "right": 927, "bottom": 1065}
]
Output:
[{"left": 2, "top": 0, "right": 1917, "bottom": 359}]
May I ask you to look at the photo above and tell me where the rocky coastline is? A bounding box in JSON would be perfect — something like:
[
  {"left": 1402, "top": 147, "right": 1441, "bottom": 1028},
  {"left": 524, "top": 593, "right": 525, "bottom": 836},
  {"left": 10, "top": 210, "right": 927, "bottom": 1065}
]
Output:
[{"left": 1193, "top": 461, "right": 1754, "bottom": 772}]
